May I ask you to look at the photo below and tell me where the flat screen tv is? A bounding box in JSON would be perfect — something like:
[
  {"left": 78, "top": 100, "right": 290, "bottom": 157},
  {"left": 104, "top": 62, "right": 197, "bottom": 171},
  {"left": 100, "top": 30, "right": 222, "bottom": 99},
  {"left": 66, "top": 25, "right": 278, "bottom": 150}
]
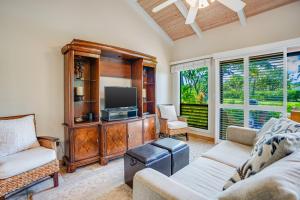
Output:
[{"left": 105, "top": 87, "right": 137, "bottom": 109}]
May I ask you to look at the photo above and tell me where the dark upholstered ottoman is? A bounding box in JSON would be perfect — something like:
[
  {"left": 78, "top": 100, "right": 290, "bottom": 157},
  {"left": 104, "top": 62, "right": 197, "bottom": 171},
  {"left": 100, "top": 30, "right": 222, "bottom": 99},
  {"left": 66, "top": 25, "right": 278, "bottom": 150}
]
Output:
[
  {"left": 152, "top": 138, "right": 189, "bottom": 174},
  {"left": 124, "top": 144, "right": 171, "bottom": 187}
]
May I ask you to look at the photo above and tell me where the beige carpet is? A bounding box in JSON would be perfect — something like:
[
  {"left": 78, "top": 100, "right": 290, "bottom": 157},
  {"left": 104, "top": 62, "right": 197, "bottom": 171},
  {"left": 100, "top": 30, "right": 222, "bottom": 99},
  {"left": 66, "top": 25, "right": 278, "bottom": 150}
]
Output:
[{"left": 8, "top": 137, "right": 214, "bottom": 200}]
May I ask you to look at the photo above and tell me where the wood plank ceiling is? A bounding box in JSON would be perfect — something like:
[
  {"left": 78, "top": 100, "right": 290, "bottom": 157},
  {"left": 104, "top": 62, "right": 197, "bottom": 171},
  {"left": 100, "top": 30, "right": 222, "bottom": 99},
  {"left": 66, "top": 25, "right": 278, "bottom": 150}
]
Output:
[{"left": 138, "top": 0, "right": 297, "bottom": 41}]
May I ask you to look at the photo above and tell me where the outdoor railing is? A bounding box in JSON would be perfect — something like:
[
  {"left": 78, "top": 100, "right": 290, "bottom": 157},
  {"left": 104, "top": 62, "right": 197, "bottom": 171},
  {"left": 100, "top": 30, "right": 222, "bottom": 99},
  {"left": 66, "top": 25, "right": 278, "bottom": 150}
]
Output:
[{"left": 180, "top": 103, "right": 208, "bottom": 130}]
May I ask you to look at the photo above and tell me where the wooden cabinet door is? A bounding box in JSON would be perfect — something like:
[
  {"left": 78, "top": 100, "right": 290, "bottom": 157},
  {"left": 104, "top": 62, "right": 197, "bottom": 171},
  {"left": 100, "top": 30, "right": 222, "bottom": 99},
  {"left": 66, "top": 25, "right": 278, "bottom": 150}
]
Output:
[
  {"left": 105, "top": 123, "right": 127, "bottom": 156},
  {"left": 144, "top": 117, "right": 156, "bottom": 142},
  {"left": 74, "top": 126, "right": 99, "bottom": 161},
  {"left": 128, "top": 120, "right": 143, "bottom": 149}
]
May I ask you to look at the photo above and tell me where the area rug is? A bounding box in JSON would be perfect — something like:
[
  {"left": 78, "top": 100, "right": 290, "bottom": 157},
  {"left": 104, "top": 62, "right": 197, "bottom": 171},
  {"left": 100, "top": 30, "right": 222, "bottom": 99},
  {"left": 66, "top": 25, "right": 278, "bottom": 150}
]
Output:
[{"left": 8, "top": 137, "right": 214, "bottom": 200}]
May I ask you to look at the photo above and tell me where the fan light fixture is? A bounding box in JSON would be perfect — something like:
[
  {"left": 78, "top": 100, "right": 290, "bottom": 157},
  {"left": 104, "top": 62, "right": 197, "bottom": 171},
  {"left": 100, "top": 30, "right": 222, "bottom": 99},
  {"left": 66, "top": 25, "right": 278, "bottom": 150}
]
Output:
[{"left": 186, "top": 0, "right": 215, "bottom": 8}]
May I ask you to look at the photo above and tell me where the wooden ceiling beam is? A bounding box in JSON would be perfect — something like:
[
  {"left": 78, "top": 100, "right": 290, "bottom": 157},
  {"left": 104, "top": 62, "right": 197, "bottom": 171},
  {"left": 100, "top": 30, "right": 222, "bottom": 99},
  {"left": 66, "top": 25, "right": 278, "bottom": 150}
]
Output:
[
  {"left": 175, "top": 0, "right": 202, "bottom": 38},
  {"left": 237, "top": 9, "right": 247, "bottom": 26}
]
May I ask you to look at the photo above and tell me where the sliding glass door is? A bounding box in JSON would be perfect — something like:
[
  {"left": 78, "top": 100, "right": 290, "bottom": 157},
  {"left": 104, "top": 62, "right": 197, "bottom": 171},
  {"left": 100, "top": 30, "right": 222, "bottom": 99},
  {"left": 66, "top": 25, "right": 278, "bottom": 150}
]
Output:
[{"left": 180, "top": 67, "right": 209, "bottom": 130}]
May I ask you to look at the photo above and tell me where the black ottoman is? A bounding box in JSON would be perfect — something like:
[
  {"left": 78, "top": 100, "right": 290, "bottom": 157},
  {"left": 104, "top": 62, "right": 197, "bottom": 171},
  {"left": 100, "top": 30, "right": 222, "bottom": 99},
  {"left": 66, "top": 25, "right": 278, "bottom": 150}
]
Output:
[
  {"left": 152, "top": 138, "right": 189, "bottom": 174},
  {"left": 124, "top": 144, "right": 171, "bottom": 187}
]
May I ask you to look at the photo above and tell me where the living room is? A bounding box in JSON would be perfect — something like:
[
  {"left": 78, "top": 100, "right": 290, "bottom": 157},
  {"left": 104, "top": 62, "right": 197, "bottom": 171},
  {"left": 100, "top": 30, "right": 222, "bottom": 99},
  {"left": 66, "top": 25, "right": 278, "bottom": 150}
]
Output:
[{"left": 0, "top": 0, "right": 300, "bottom": 199}]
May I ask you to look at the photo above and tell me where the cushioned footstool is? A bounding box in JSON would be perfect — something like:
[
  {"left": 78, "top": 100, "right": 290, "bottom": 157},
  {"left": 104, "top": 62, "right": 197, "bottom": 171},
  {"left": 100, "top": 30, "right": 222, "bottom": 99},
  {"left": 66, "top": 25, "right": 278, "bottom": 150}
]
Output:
[
  {"left": 124, "top": 144, "right": 171, "bottom": 187},
  {"left": 152, "top": 138, "right": 189, "bottom": 174}
]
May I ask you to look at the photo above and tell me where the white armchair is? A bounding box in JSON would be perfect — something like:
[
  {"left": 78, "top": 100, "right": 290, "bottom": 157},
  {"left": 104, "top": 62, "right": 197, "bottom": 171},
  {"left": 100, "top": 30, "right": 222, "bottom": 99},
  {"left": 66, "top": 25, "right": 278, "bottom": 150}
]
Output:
[
  {"left": 157, "top": 104, "right": 190, "bottom": 140},
  {"left": 0, "top": 114, "right": 59, "bottom": 200}
]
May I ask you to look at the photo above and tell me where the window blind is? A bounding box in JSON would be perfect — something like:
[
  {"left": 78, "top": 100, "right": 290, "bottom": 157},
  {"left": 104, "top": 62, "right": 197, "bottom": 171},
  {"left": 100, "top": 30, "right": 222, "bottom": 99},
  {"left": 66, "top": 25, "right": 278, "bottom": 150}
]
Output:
[
  {"left": 249, "top": 110, "right": 281, "bottom": 129},
  {"left": 220, "top": 108, "right": 244, "bottom": 140},
  {"left": 220, "top": 59, "right": 244, "bottom": 105},
  {"left": 249, "top": 53, "right": 284, "bottom": 106}
]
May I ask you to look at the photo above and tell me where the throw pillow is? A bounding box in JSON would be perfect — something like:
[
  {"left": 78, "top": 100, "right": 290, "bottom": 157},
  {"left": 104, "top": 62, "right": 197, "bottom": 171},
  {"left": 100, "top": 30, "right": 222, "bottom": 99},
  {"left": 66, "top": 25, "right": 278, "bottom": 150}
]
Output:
[
  {"left": 0, "top": 115, "right": 40, "bottom": 158},
  {"left": 253, "top": 118, "right": 278, "bottom": 145},
  {"left": 218, "top": 151, "right": 300, "bottom": 200},
  {"left": 159, "top": 105, "right": 178, "bottom": 121},
  {"left": 223, "top": 132, "right": 300, "bottom": 190},
  {"left": 252, "top": 117, "right": 300, "bottom": 155}
]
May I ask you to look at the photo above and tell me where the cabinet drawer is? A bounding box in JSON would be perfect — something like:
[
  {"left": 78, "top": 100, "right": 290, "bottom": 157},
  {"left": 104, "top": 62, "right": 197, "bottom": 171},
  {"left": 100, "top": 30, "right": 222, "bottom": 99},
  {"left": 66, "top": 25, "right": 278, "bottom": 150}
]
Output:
[{"left": 73, "top": 126, "right": 99, "bottom": 161}]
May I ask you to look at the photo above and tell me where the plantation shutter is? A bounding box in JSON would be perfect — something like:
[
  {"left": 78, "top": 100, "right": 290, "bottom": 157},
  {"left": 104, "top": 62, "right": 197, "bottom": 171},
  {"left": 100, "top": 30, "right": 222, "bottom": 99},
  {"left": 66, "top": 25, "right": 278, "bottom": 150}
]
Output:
[
  {"left": 220, "top": 108, "right": 244, "bottom": 140},
  {"left": 220, "top": 59, "right": 244, "bottom": 104},
  {"left": 249, "top": 53, "right": 284, "bottom": 106},
  {"left": 219, "top": 59, "right": 244, "bottom": 139}
]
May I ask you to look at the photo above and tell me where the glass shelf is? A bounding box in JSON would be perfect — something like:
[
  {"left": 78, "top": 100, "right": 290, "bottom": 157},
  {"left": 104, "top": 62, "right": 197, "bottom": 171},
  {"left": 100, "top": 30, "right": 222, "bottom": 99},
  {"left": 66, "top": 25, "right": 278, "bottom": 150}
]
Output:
[
  {"left": 143, "top": 82, "right": 154, "bottom": 85},
  {"left": 74, "top": 79, "right": 96, "bottom": 82},
  {"left": 74, "top": 100, "right": 96, "bottom": 103}
]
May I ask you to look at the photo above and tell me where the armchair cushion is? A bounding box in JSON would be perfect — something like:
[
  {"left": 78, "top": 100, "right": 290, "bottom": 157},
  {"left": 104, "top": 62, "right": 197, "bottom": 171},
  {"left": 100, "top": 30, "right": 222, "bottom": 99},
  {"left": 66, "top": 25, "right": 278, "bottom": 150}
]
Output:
[
  {"left": 159, "top": 105, "right": 178, "bottom": 122},
  {"left": 167, "top": 121, "right": 188, "bottom": 130},
  {"left": 0, "top": 146, "right": 56, "bottom": 179},
  {"left": 0, "top": 115, "right": 39, "bottom": 158}
]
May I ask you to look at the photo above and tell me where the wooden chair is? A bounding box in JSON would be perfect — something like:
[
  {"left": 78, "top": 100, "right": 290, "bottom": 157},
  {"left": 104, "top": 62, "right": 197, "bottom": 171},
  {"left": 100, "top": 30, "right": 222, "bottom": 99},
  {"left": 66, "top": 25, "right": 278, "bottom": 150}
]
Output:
[
  {"left": 0, "top": 114, "right": 59, "bottom": 200},
  {"left": 157, "top": 104, "right": 190, "bottom": 141}
]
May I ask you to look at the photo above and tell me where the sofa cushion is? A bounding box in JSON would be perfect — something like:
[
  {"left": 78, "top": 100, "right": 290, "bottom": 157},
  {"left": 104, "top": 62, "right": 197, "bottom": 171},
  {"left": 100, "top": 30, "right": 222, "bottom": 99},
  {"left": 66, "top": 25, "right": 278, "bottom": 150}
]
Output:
[
  {"left": 218, "top": 151, "right": 300, "bottom": 200},
  {"left": 252, "top": 117, "right": 300, "bottom": 155},
  {"left": 171, "top": 157, "right": 236, "bottom": 198},
  {"left": 159, "top": 105, "right": 178, "bottom": 122},
  {"left": 0, "top": 147, "right": 56, "bottom": 179},
  {"left": 223, "top": 132, "right": 300, "bottom": 190},
  {"left": 0, "top": 115, "right": 40, "bottom": 158},
  {"left": 167, "top": 121, "right": 188, "bottom": 130},
  {"left": 202, "top": 140, "right": 252, "bottom": 168}
]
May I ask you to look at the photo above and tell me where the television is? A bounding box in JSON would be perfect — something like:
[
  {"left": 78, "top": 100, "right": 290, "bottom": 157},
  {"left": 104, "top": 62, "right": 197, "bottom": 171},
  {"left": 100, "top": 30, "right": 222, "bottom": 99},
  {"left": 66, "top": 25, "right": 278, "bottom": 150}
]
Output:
[{"left": 104, "top": 87, "right": 137, "bottom": 109}]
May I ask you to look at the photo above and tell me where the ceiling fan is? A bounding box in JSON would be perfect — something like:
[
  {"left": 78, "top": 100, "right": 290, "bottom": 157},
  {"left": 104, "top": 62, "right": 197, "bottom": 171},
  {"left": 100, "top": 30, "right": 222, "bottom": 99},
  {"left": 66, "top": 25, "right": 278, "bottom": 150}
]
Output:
[{"left": 152, "top": 0, "right": 246, "bottom": 24}]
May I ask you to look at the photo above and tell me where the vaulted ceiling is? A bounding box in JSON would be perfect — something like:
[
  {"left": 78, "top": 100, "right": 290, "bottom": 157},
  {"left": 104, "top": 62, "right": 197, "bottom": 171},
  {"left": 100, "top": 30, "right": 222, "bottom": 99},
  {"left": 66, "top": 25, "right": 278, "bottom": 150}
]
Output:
[{"left": 138, "top": 0, "right": 297, "bottom": 41}]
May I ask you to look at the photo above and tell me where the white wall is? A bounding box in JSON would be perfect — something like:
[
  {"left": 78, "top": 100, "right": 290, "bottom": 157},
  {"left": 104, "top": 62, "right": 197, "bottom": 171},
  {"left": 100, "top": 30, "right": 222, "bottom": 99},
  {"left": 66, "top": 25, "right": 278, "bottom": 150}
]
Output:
[
  {"left": 171, "top": 1, "right": 300, "bottom": 61},
  {"left": 0, "top": 0, "right": 172, "bottom": 149}
]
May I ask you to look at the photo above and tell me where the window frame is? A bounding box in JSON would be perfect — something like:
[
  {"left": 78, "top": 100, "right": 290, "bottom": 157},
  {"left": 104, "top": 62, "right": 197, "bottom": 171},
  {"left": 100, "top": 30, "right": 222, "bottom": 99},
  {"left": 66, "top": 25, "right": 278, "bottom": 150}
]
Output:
[{"left": 215, "top": 49, "right": 288, "bottom": 142}]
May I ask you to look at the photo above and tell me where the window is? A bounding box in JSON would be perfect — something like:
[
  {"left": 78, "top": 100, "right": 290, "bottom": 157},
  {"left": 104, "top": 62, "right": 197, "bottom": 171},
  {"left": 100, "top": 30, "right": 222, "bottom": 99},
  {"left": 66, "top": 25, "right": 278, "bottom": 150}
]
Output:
[
  {"left": 220, "top": 59, "right": 244, "bottom": 104},
  {"left": 218, "top": 53, "right": 288, "bottom": 139},
  {"left": 180, "top": 67, "right": 208, "bottom": 130},
  {"left": 287, "top": 51, "right": 300, "bottom": 113},
  {"left": 220, "top": 109, "right": 244, "bottom": 139},
  {"left": 249, "top": 53, "right": 284, "bottom": 106},
  {"left": 249, "top": 110, "right": 280, "bottom": 129}
]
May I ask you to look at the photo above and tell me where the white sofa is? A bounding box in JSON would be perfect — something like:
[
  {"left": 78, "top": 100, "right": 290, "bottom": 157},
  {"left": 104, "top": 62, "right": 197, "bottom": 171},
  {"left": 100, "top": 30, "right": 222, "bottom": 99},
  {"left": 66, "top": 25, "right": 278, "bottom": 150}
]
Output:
[{"left": 132, "top": 126, "right": 300, "bottom": 200}]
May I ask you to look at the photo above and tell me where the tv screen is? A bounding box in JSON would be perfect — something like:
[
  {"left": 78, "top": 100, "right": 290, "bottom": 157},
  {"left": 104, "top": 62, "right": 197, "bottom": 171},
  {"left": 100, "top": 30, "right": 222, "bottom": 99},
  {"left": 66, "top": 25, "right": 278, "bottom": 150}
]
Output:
[{"left": 105, "top": 87, "right": 137, "bottom": 109}]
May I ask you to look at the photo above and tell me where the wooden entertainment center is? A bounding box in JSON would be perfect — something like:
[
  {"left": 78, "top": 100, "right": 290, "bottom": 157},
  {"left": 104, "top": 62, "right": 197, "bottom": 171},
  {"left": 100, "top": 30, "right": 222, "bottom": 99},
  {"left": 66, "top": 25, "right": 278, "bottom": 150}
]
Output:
[{"left": 62, "top": 39, "right": 157, "bottom": 172}]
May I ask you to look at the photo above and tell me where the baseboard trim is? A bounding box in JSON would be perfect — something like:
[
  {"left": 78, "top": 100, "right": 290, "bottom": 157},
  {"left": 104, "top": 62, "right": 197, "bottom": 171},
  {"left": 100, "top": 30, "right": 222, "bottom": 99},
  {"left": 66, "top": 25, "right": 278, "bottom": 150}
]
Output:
[{"left": 188, "top": 132, "right": 215, "bottom": 143}]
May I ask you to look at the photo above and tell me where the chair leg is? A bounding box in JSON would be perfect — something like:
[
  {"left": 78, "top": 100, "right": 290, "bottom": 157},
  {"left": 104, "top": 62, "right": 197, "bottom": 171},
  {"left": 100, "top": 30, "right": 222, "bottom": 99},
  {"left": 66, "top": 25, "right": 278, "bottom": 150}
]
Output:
[
  {"left": 52, "top": 172, "right": 59, "bottom": 187},
  {"left": 186, "top": 133, "right": 189, "bottom": 141}
]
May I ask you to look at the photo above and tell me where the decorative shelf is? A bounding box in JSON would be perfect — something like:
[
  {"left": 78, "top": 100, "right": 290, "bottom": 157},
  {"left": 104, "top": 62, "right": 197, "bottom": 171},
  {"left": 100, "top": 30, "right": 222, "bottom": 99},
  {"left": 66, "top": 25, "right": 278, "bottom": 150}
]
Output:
[
  {"left": 74, "top": 100, "right": 96, "bottom": 103},
  {"left": 143, "top": 82, "right": 154, "bottom": 85},
  {"left": 74, "top": 79, "right": 96, "bottom": 82}
]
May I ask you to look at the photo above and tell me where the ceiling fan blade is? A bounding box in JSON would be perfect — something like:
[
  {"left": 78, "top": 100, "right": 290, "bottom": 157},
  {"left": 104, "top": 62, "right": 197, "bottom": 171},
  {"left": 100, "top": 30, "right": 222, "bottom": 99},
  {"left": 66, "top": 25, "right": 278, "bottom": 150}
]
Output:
[
  {"left": 185, "top": 4, "right": 198, "bottom": 24},
  {"left": 152, "top": 0, "right": 178, "bottom": 12},
  {"left": 218, "top": 0, "right": 246, "bottom": 12}
]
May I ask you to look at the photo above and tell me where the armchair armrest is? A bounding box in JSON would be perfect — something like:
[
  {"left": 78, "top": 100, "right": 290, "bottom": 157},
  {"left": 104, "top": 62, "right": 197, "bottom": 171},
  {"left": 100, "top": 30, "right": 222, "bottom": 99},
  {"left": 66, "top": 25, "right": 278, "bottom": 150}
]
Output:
[
  {"left": 133, "top": 168, "right": 208, "bottom": 200},
  {"left": 159, "top": 118, "right": 168, "bottom": 134},
  {"left": 177, "top": 116, "right": 187, "bottom": 122},
  {"left": 37, "top": 136, "right": 59, "bottom": 150},
  {"left": 226, "top": 126, "right": 258, "bottom": 146}
]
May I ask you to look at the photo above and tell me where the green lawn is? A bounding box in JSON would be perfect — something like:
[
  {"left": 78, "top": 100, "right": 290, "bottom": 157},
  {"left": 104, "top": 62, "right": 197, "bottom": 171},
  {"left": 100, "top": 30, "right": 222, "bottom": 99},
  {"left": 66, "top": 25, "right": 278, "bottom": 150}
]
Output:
[{"left": 223, "top": 99, "right": 300, "bottom": 112}]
